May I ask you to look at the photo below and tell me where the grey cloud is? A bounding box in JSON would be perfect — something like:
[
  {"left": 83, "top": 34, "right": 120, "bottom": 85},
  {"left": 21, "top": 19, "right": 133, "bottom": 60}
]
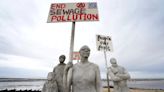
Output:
[
  {"left": 0, "top": 0, "right": 51, "bottom": 60},
  {"left": 0, "top": 67, "right": 47, "bottom": 78},
  {"left": 0, "top": 0, "right": 42, "bottom": 32}
]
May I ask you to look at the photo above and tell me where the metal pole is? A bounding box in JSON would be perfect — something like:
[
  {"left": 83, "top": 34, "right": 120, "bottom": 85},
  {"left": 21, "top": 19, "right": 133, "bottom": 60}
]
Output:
[
  {"left": 104, "top": 51, "right": 110, "bottom": 92},
  {"left": 69, "top": 22, "right": 76, "bottom": 62}
]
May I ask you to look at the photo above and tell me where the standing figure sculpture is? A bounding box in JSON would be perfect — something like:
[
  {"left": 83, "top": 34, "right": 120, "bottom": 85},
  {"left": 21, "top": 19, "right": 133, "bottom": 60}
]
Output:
[
  {"left": 42, "top": 72, "right": 58, "bottom": 92},
  {"left": 53, "top": 55, "right": 66, "bottom": 92},
  {"left": 108, "top": 58, "right": 130, "bottom": 92},
  {"left": 63, "top": 45, "right": 101, "bottom": 92}
]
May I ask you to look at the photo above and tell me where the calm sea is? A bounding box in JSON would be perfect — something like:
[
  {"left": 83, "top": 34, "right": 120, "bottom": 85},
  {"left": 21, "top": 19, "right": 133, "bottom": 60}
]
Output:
[{"left": 0, "top": 78, "right": 164, "bottom": 90}]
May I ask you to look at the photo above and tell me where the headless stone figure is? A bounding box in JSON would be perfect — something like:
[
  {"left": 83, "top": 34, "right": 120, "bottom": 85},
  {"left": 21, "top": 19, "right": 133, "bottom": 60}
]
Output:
[
  {"left": 53, "top": 55, "right": 66, "bottom": 92},
  {"left": 108, "top": 58, "right": 130, "bottom": 92},
  {"left": 42, "top": 72, "right": 58, "bottom": 92},
  {"left": 63, "top": 45, "right": 101, "bottom": 92}
]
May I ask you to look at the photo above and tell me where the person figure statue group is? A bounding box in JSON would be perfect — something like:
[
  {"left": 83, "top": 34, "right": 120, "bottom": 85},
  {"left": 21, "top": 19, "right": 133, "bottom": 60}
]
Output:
[
  {"left": 108, "top": 58, "right": 131, "bottom": 92},
  {"left": 63, "top": 45, "right": 101, "bottom": 92},
  {"left": 42, "top": 45, "right": 131, "bottom": 92}
]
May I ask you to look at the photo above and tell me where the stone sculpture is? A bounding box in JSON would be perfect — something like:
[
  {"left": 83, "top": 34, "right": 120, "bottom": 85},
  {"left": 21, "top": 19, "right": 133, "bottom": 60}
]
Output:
[
  {"left": 108, "top": 58, "right": 130, "bottom": 92},
  {"left": 63, "top": 45, "right": 101, "bottom": 92},
  {"left": 42, "top": 72, "right": 58, "bottom": 92},
  {"left": 53, "top": 55, "right": 66, "bottom": 92}
]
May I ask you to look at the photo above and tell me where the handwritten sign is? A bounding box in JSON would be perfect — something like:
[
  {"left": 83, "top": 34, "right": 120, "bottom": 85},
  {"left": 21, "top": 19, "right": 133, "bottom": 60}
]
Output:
[
  {"left": 47, "top": 2, "right": 99, "bottom": 22},
  {"left": 73, "top": 52, "right": 80, "bottom": 60},
  {"left": 96, "top": 35, "right": 113, "bottom": 52}
]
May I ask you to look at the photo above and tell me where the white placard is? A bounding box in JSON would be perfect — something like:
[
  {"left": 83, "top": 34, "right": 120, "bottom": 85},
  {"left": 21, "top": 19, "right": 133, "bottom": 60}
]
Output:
[
  {"left": 73, "top": 52, "right": 80, "bottom": 60},
  {"left": 47, "top": 2, "right": 99, "bottom": 22},
  {"left": 96, "top": 35, "right": 113, "bottom": 52}
]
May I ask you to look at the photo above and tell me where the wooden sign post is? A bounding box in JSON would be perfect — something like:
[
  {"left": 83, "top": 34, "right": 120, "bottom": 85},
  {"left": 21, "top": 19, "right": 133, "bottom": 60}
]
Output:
[{"left": 96, "top": 34, "right": 114, "bottom": 92}]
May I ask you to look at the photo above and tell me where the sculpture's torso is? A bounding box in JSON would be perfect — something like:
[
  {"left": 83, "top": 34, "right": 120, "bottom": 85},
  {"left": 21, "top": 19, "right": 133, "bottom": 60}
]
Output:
[
  {"left": 110, "top": 66, "right": 124, "bottom": 75},
  {"left": 53, "top": 63, "right": 66, "bottom": 92},
  {"left": 109, "top": 66, "right": 129, "bottom": 92},
  {"left": 43, "top": 81, "right": 58, "bottom": 92},
  {"left": 72, "top": 62, "right": 97, "bottom": 92}
]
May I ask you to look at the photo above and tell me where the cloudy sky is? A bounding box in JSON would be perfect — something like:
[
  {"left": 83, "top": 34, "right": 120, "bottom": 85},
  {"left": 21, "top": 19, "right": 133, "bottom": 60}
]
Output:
[{"left": 0, "top": 0, "right": 164, "bottom": 79}]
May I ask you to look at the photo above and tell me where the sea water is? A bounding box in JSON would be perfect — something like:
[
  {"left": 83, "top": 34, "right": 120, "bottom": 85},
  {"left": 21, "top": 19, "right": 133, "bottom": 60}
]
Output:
[{"left": 0, "top": 78, "right": 164, "bottom": 90}]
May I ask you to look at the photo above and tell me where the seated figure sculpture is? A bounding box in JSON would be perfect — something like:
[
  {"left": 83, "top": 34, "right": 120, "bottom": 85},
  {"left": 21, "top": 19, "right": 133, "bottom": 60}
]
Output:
[
  {"left": 42, "top": 72, "right": 58, "bottom": 92},
  {"left": 108, "top": 58, "right": 130, "bottom": 92},
  {"left": 63, "top": 45, "right": 101, "bottom": 92}
]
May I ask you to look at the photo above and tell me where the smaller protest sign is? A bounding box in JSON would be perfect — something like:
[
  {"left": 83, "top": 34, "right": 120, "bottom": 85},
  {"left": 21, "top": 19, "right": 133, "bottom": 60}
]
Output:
[
  {"left": 96, "top": 35, "right": 113, "bottom": 52},
  {"left": 73, "top": 52, "right": 80, "bottom": 60}
]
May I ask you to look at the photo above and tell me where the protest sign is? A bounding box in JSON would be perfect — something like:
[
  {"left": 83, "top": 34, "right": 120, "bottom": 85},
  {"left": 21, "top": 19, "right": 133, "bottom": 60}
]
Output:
[
  {"left": 96, "top": 35, "right": 113, "bottom": 52},
  {"left": 73, "top": 52, "right": 80, "bottom": 60},
  {"left": 47, "top": 2, "right": 99, "bottom": 22}
]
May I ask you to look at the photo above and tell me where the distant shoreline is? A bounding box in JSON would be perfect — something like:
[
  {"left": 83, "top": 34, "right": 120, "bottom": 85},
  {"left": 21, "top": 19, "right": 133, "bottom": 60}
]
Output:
[
  {"left": 102, "top": 78, "right": 164, "bottom": 81},
  {"left": 1, "top": 78, "right": 164, "bottom": 83},
  {"left": 0, "top": 78, "right": 46, "bottom": 82},
  {"left": 0, "top": 87, "right": 164, "bottom": 92},
  {"left": 1, "top": 77, "right": 164, "bottom": 81}
]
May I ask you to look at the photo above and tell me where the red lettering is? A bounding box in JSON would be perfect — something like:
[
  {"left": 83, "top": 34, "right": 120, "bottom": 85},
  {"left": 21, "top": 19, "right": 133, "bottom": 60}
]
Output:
[
  {"left": 51, "top": 14, "right": 99, "bottom": 22},
  {"left": 51, "top": 15, "right": 66, "bottom": 22},
  {"left": 61, "top": 16, "right": 66, "bottom": 21},
  {"left": 56, "top": 16, "right": 60, "bottom": 21},
  {"left": 51, "top": 16, "right": 57, "bottom": 22},
  {"left": 67, "top": 15, "right": 71, "bottom": 21},
  {"left": 51, "top": 3, "right": 66, "bottom": 9},
  {"left": 84, "top": 14, "right": 87, "bottom": 20},
  {"left": 91, "top": 14, "right": 99, "bottom": 20},
  {"left": 51, "top": 4, "right": 56, "bottom": 10},
  {"left": 79, "top": 14, "right": 83, "bottom": 20},
  {"left": 76, "top": 3, "right": 85, "bottom": 8},
  {"left": 87, "top": 14, "right": 92, "bottom": 20},
  {"left": 56, "top": 4, "right": 65, "bottom": 9},
  {"left": 72, "top": 15, "right": 78, "bottom": 21}
]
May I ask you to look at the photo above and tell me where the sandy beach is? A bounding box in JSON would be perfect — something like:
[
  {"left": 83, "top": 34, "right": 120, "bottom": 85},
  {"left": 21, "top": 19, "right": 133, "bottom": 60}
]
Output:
[{"left": 103, "top": 88, "right": 164, "bottom": 92}]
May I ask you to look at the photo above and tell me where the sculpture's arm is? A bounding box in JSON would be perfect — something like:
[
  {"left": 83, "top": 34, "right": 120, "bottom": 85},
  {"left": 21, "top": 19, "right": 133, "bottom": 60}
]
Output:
[
  {"left": 63, "top": 65, "right": 68, "bottom": 89},
  {"left": 107, "top": 68, "right": 121, "bottom": 81},
  {"left": 123, "top": 68, "right": 130, "bottom": 79},
  {"left": 117, "top": 68, "right": 130, "bottom": 80},
  {"left": 63, "top": 62, "right": 73, "bottom": 92},
  {"left": 95, "top": 65, "right": 101, "bottom": 92},
  {"left": 67, "top": 68, "right": 73, "bottom": 92}
]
